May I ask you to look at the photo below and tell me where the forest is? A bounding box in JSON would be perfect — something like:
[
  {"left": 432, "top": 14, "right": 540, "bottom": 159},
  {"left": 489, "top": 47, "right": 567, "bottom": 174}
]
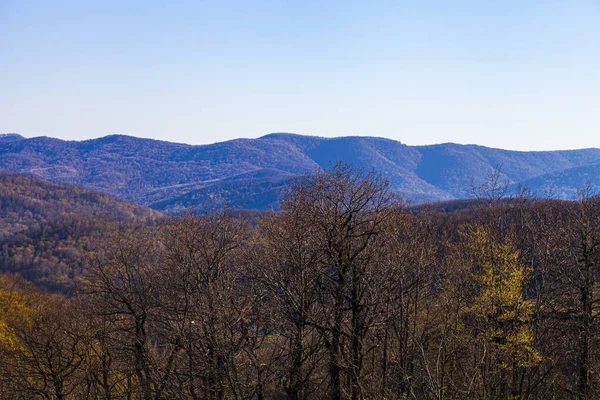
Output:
[{"left": 1, "top": 164, "right": 600, "bottom": 399}]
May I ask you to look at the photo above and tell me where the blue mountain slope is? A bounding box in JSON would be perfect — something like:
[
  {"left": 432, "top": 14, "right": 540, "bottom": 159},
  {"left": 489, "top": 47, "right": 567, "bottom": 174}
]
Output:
[
  {"left": 518, "top": 162, "right": 600, "bottom": 199},
  {"left": 415, "top": 143, "right": 600, "bottom": 198},
  {"left": 1, "top": 133, "right": 600, "bottom": 212}
]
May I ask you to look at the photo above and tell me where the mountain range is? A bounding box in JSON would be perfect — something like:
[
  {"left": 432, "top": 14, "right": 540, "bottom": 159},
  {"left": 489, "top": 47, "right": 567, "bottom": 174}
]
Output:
[{"left": 1, "top": 132, "right": 599, "bottom": 212}]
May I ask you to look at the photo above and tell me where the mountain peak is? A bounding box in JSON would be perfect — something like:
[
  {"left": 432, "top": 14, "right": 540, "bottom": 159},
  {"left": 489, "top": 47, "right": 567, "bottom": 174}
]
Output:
[
  {"left": 83, "top": 134, "right": 138, "bottom": 144},
  {"left": 0, "top": 133, "right": 25, "bottom": 142},
  {"left": 260, "top": 132, "right": 323, "bottom": 140}
]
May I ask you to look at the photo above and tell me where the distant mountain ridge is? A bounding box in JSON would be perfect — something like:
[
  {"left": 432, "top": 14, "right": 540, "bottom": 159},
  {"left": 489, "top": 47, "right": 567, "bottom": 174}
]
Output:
[{"left": 1, "top": 132, "right": 599, "bottom": 212}]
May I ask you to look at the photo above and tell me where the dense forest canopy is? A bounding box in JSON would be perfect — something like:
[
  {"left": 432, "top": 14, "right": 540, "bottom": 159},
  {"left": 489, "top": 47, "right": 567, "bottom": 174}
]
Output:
[
  {"left": 0, "top": 174, "right": 161, "bottom": 292},
  {"left": 1, "top": 166, "right": 600, "bottom": 399}
]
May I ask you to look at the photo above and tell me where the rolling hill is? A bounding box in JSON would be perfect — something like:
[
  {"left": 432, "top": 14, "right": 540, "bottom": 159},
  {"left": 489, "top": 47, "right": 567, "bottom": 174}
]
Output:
[
  {"left": 1, "top": 132, "right": 600, "bottom": 212},
  {"left": 0, "top": 173, "right": 161, "bottom": 292}
]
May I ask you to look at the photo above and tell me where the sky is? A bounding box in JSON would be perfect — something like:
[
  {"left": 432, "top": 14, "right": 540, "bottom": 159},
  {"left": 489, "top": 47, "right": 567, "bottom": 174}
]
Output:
[{"left": 1, "top": 0, "right": 599, "bottom": 150}]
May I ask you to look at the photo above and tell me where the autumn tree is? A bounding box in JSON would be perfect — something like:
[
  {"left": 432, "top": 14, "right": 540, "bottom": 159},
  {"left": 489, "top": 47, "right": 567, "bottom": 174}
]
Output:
[{"left": 455, "top": 225, "right": 540, "bottom": 398}]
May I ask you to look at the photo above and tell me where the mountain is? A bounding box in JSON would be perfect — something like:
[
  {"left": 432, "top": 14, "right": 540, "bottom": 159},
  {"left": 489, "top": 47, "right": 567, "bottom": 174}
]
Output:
[
  {"left": 0, "top": 133, "right": 25, "bottom": 142},
  {"left": 0, "top": 174, "right": 161, "bottom": 292},
  {"left": 519, "top": 162, "right": 600, "bottom": 199},
  {"left": 1, "top": 133, "right": 600, "bottom": 212}
]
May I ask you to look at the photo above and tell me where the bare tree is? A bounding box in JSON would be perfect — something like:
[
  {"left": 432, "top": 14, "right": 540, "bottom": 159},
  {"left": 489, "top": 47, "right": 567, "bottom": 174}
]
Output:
[
  {"left": 160, "top": 212, "right": 272, "bottom": 400},
  {"left": 84, "top": 228, "right": 181, "bottom": 400},
  {"left": 252, "top": 205, "right": 325, "bottom": 399},
  {"left": 284, "top": 163, "right": 396, "bottom": 400},
  {"left": 3, "top": 297, "right": 87, "bottom": 400}
]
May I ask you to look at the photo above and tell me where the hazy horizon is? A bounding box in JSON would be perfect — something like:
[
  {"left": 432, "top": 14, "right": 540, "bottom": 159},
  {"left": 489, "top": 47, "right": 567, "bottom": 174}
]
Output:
[{"left": 2, "top": 1, "right": 599, "bottom": 151}]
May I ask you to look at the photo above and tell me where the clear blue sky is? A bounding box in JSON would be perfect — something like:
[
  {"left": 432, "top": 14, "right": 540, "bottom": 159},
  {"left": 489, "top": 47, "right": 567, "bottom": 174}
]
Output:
[{"left": 1, "top": 0, "right": 599, "bottom": 150}]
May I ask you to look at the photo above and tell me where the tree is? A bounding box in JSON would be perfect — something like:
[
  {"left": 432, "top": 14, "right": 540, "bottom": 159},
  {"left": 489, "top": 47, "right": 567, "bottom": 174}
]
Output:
[
  {"left": 84, "top": 228, "right": 180, "bottom": 400},
  {"left": 159, "top": 212, "right": 271, "bottom": 400},
  {"left": 253, "top": 203, "right": 325, "bottom": 399},
  {"left": 378, "top": 209, "right": 443, "bottom": 399},
  {"left": 459, "top": 225, "right": 540, "bottom": 398},
  {"left": 286, "top": 163, "right": 396, "bottom": 400}
]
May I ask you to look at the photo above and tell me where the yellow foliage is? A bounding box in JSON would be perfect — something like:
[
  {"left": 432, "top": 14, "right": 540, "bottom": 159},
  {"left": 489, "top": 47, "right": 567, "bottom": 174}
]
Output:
[
  {"left": 464, "top": 227, "right": 541, "bottom": 368},
  {"left": 0, "top": 275, "right": 34, "bottom": 350}
]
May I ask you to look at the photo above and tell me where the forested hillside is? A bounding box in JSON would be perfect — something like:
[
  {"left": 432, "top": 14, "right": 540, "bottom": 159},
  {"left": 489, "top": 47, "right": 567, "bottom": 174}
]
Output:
[
  {"left": 1, "top": 165, "right": 600, "bottom": 399},
  {"left": 2, "top": 133, "right": 600, "bottom": 212},
  {"left": 0, "top": 174, "right": 161, "bottom": 291}
]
